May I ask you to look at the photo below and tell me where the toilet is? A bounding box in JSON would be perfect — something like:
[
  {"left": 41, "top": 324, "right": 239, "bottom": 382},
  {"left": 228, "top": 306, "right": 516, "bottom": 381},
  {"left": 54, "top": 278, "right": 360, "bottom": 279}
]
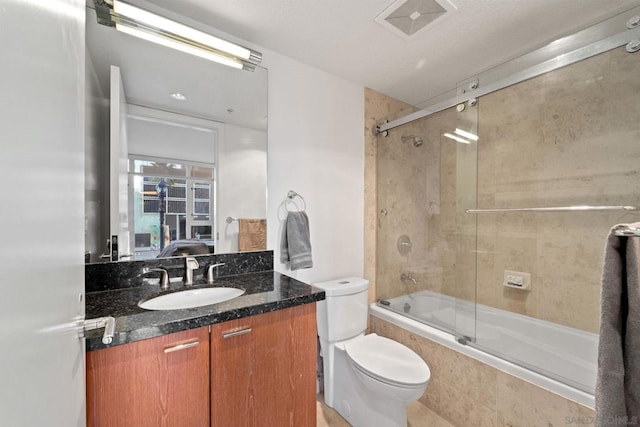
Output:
[{"left": 314, "top": 278, "right": 430, "bottom": 427}]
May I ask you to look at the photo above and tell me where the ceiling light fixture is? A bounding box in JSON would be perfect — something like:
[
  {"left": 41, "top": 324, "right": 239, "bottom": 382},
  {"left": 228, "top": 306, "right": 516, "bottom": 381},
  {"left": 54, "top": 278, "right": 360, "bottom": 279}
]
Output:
[
  {"left": 93, "top": 0, "right": 262, "bottom": 71},
  {"left": 170, "top": 92, "right": 187, "bottom": 101},
  {"left": 443, "top": 133, "right": 471, "bottom": 144}
]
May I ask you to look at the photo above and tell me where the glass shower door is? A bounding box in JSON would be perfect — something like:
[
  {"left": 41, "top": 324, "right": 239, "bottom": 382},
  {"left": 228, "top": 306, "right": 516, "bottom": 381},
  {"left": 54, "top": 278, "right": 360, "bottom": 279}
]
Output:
[{"left": 462, "top": 42, "right": 640, "bottom": 393}]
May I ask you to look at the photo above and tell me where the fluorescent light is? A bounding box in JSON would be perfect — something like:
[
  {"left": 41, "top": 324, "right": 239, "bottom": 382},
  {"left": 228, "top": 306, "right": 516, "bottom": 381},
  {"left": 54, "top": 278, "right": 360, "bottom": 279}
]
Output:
[
  {"left": 115, "top": 23, "right": 244, "bottom": 69},
  {"left": 443, "top": 133, "right": 471, "bottom": 144},
  {"left": 454, "top": 128, "right": 479, "bottom": 141},
  {"left": 114, "top": 1, "right": 254, "bottom": 61},
  {"left": 104, "top": 1, "right": 262, "bottom": 70}
]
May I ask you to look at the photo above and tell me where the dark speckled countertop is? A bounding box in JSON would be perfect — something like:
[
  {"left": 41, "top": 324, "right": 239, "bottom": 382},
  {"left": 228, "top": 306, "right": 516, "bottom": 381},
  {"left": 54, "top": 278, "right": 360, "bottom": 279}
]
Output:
[{"left": 85, "top": 271, "right": 325, "bottom": 351}]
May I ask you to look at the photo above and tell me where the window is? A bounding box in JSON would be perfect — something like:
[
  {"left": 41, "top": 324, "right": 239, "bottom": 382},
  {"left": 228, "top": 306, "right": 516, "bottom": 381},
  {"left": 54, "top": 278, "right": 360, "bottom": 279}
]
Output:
[
  {"left": 129, "top": 157, "right": 215, "bottom": 259},
  {"left": 142, "top": 177, "right": 187, "bottom": 215}
]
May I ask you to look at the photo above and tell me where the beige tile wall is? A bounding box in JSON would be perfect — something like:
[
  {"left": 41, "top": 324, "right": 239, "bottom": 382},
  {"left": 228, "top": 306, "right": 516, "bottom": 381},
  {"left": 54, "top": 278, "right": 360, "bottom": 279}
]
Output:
[
  {"left": 475, "top": 46, "right": 640, "bottom": 333},
  {"left": 370, "top": 317, "right": 595, "bottom": 426},
  {"left": 364, "top": 88, "right": 416, "bottom": 303},
  {"left": 373, "top": 99, "right": 460, "bottom": 302}
]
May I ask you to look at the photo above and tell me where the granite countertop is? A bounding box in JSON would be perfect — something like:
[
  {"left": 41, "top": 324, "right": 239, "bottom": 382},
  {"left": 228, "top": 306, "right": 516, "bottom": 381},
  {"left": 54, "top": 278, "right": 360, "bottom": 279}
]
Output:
[{"left": 85, "top": 271, "right": 325, "bottom": 351}]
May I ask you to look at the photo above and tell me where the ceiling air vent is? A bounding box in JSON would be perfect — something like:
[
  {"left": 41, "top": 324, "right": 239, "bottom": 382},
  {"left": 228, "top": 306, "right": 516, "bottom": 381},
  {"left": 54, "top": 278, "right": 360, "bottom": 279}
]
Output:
[{"left": 375, "top": 0, "right": 456, "bottom": 40}]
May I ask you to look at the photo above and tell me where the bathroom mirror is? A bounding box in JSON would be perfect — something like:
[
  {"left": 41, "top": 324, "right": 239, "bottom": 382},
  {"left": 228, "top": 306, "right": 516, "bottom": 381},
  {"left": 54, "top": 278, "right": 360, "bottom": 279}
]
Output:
[{"left": 84, "top": 5, "right": 268, "bottom": 262}]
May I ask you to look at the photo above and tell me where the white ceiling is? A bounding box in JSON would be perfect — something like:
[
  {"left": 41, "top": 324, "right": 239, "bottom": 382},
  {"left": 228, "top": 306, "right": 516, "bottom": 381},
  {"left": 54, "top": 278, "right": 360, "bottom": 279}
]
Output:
[{"left": 145, "top": 0, "right": 640, "bottom": 107}]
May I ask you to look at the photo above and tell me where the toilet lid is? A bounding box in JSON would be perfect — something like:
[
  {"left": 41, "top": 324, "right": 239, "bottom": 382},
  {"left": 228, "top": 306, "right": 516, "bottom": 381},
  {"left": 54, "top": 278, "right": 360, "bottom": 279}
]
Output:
[{"left": 345, "top": 334, "right": 430, "bottom": 387}]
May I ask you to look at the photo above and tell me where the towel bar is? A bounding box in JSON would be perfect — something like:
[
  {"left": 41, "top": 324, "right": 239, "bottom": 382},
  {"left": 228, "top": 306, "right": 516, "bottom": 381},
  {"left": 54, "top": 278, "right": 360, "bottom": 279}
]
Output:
[{"left": 466, "top": 205, "right": 638, "bottom": 214}]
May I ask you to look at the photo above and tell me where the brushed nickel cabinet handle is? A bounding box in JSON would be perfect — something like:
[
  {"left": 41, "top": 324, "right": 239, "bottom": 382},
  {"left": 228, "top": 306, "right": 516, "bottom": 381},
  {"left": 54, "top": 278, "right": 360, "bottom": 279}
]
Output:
[
  {"left": 222, "top": 328, "right": 252, "bottom": 339},
  {"left": 164, "top": 340, "right": 200, "bottom": 353}
]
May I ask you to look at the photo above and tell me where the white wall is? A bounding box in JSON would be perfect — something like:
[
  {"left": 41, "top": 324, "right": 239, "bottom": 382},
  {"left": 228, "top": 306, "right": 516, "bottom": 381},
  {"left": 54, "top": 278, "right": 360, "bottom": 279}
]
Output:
[
  {"left": 218, "top": 124, "right": 268, "bottom": 253},
  {"left": 262, "top": 52, "right": 365, "bottom": 284}
]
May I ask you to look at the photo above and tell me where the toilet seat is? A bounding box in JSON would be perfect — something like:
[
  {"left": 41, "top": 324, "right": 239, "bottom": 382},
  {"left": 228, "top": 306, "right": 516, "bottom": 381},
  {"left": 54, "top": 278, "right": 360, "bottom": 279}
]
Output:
[{"left": 345, "top": 334, "right": 430, "bottom": 388}]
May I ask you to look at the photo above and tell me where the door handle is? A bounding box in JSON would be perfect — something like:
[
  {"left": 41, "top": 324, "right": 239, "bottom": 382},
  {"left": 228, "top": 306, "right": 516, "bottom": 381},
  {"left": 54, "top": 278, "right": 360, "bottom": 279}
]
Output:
[
  {"left": 164, "top": 339, "right": 200, "bottom": 353},
  {"left": 82, "top": 316, "right": 116, "bottom": 345},
  {"left": 222, "top": 327, "right": 252, "bottom": 339}
]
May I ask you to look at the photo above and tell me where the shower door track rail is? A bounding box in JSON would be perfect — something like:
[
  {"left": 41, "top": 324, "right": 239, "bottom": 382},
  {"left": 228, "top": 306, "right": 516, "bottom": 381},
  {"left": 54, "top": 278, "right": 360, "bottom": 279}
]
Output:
[
  {"left": 375, "top": 5, "right": 640, "bottom": 135},
  {"left": 465, "top": 205, "right": 638, "bottom": 214}
]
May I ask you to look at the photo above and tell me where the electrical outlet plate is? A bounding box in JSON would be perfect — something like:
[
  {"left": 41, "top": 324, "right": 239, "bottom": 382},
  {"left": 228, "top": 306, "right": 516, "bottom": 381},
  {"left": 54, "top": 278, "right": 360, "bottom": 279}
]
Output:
[{"left": 503, "top": 270, "right": 531, "bottom": 291}]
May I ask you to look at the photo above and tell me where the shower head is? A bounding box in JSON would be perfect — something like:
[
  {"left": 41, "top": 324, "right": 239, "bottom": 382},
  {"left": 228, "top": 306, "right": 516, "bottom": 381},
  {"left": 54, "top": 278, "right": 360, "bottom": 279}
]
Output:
[{"left": 401, "top": 135, "right": 424, "bottom": 147}]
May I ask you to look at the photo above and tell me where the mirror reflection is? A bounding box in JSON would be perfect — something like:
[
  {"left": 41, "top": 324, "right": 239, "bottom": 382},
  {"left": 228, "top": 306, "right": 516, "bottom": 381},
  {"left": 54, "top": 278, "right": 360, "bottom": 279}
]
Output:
[{"left": 84, "top": 5, "right": 268, "bottom": 262}]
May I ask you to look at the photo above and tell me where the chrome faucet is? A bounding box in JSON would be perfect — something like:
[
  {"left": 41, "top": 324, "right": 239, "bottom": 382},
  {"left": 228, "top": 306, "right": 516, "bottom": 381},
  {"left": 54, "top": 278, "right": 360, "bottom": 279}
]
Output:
[
  {"left": 206, "top": 263, "right": 225, "bottom": 284},
  {"left": 183, "top": 257, "right": 199, "bottom": 286},
  {"left": 141, "top": 267, "right": 170, "bottom": 291}
]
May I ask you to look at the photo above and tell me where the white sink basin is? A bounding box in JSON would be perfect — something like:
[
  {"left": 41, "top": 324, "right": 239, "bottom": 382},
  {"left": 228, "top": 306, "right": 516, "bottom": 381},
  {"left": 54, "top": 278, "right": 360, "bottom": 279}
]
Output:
[{"left": 138, "top": 287, "right": 245, "bottom": 310}]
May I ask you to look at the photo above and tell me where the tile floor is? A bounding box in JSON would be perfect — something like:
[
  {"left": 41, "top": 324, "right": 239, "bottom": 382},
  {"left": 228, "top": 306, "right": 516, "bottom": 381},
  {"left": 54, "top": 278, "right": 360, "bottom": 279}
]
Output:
[{"left": 316, "top": 394, "right": 453, "bottom": 427}]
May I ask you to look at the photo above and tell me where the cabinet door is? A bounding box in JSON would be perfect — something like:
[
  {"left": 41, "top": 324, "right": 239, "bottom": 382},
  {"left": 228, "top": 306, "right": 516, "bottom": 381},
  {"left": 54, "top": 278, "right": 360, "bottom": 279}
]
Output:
[
  {"left": 210, "top": 303, "right": 317, "bottom": 427},
  {"left": 87, "top": 327, "right": 210, "bottom": 427}
]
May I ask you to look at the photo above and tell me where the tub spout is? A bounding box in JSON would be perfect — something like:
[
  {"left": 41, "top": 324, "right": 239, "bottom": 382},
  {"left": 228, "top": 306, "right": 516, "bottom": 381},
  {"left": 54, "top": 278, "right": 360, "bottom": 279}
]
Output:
[
  {"left": 400, "top": 272, "right": 417, "bottom": 285},
  {"left": 400, "top": 273, "right": 417, "bottom": 299}
]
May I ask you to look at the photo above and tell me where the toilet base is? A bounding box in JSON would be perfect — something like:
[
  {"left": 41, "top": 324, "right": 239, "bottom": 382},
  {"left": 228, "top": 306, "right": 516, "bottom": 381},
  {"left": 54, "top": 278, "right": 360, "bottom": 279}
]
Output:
[
  {"left": 334, "top": 392, "right": 408, "bottom": 427},
  {"left": 324, "top": 343, "right": 411, "bottom": 427}
]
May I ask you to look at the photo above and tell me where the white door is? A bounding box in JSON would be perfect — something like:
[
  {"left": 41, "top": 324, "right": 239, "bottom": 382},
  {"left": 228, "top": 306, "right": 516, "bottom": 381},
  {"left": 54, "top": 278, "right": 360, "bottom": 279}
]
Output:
[
  {"left": 0, "top": 1, "right": 86, "bottom": 426},
  {"left": 110, "top": 65, "right": 131, "bottom": 260}
]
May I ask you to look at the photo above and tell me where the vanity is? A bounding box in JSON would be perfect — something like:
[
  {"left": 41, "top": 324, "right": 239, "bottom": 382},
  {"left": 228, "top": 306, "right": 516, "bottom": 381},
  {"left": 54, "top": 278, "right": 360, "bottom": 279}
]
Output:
[{"left": 84, "top": 251, "right": 323, "bottom": 427}]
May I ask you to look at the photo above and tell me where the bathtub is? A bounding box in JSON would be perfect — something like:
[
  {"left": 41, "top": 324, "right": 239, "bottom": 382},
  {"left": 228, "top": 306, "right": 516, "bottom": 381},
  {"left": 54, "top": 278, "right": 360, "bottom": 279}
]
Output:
[{"left": 370, "top": 290, "right": 598, "bottom": 408}]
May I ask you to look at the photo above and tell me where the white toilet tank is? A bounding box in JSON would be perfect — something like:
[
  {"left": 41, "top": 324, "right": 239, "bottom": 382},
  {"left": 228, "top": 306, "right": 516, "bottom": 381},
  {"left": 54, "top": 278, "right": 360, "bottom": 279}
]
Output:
[{"left": 314, "top": 277, "right": 369, "bottom": 343}]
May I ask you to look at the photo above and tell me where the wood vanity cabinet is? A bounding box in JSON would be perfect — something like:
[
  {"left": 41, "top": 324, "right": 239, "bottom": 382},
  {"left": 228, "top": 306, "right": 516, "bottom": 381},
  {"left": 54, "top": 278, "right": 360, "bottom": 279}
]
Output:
[
  {"left": 86, "top": 303, "right": 317, "bottom": 427},
  {"left": 210, "top": 303, "right": 317, "bottom": 427},
  {"left": 86, "top": 327, "right": 210, "bottom": 427}
]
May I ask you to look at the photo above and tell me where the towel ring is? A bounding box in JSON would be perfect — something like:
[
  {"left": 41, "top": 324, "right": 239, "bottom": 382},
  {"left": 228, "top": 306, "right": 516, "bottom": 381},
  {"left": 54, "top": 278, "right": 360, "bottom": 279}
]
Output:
[{"left": 286, "top": 190, "right": 306, "bottom": 212}]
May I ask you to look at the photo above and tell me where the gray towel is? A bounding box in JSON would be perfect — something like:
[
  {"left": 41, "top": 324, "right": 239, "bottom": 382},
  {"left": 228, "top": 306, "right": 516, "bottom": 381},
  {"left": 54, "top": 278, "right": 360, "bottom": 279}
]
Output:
[
  {"left": 596, "top": 223, "right": 640, "bottom": 426},
  {"left": 280, "top": 211, "right": 313, "bottom": 270}
]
